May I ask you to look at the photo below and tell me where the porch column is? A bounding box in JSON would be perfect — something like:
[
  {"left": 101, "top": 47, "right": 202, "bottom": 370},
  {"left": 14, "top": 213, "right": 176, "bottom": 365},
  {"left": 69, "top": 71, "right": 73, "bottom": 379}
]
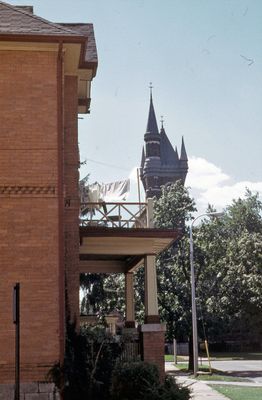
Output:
[
  {"left": 144, "top": 255, "right": 160, "bottom": 323},
  {"left": 125, "top": 272, "right": 135, "bottom": 328}
]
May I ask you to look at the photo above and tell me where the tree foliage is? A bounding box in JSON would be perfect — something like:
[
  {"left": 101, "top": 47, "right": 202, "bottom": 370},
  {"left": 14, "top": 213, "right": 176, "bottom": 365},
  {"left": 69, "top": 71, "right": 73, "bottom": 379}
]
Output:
[
  {"left": 80, "top": 273, "right": 125, "bottom": 317},
  {"left": 154, "top": 184, "right": 262, "bottom": 349},
  {"left": 80, "top": 181, "right": 262, "bottom": 353}
]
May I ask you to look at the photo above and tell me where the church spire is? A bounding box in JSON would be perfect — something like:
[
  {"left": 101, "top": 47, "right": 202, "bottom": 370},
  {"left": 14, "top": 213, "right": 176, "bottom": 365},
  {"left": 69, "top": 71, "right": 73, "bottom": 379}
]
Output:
[
  {"left": 141, "top": 86, "right": 189, "bottom": 198},
  {"left": 180, "top": 136, "right": 188, "bottom": 161},
  {"left": 146, "top": 83, "right": 159, "bottom": 135}
]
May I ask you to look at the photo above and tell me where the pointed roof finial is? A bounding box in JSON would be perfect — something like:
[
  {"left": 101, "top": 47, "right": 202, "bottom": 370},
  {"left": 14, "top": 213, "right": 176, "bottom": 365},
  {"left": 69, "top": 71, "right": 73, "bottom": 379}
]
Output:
[
  {"left": 160, "top": 115, "right": 164, "bottom": 129},
  {"left": 149, "top": 82, "right": 153, "bottom": 97},
  {"left": 146, "top": 83, "right": 159, "bottom": 135}
]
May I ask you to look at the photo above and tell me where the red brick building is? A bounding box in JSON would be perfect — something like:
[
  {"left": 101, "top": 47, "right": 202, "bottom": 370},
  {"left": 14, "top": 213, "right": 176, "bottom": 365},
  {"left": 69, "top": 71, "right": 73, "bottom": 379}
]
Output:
[
  {"left": 0, "top": 2, "right": 97, "bottom": 397},
  {"left": 0, "top": 3, "right": 182, "bottom": 398}
]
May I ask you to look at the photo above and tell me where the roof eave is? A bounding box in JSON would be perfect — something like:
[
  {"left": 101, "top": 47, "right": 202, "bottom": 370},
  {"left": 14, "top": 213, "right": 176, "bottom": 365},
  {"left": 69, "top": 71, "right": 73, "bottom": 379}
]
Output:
[{"left": 0, "top": 32, "right": 86, "bottom": 43}]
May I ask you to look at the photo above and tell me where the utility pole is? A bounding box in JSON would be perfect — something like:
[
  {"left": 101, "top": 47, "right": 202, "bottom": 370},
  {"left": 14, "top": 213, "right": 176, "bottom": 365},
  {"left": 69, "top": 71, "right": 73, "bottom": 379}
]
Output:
[{"left": 189, "top": 212, "right": 224, "bottom": 377}]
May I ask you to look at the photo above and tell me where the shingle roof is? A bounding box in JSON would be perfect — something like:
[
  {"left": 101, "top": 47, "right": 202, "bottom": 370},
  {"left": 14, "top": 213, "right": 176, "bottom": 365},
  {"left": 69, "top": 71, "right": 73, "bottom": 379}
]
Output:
[
  {"left": 160, "top": 127, "right": 179, "bottom": 166},
  {"left": 15, "top": 5, "right": 33, "bottom": 13},
  {"left": 0, "top": 1, "right": 82, "bottom": 37},
  {"left": 59, "top": 23, "right": 97, "bottom": 63}
]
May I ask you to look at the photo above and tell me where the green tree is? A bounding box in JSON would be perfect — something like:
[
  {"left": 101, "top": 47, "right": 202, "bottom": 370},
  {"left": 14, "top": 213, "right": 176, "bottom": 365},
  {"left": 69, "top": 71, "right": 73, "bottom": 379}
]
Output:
[
  {"left": 154, "top": 184, "right": 262, "bottom": 369},
  {"left": 80, "top": 273, "right": 125, "bottom": 317},
  {"left": 153, "top": 181, "right": 196, "bottom": 369},
  {"left": 191, "top": 190, "right": 262, "bottom": 350}
]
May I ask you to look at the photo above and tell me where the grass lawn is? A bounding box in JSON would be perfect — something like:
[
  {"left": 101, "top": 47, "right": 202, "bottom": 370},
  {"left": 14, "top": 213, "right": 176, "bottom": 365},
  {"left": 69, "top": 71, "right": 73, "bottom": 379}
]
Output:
[
  {"left": 195, "top": 374, "right": 249, "bottom": 382},
  {"left": 165, "top": 352, "right": 262, "bottom": 362},
  {"left": 211, "top": 385, "right": 262, "bottom": 400}
]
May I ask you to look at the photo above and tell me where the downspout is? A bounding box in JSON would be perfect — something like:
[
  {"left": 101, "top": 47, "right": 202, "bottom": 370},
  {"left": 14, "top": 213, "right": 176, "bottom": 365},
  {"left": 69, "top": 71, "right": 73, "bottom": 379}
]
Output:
[{"left": 57, "top": 40, "right": 65, "bottom": 364}]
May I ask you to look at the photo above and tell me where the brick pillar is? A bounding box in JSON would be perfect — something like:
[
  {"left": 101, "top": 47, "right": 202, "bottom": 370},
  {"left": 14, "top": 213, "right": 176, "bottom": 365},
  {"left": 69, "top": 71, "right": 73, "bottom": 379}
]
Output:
[
  {"left": 142, "top": 255, "right": 166, "bottom": 380},
  {"left": 140, "top": 323, "right": 166, "bottom": 381}
]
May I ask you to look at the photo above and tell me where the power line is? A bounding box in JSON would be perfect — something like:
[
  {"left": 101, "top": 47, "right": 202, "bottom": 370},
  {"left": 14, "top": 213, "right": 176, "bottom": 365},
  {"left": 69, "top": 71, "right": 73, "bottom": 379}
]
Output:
[{"left": 83, "top": 157, "right": 130, "bottom": 172}]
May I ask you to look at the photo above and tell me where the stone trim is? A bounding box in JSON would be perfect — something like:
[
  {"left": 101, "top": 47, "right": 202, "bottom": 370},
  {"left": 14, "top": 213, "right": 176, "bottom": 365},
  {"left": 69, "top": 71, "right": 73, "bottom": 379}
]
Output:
[
  {"left": 140, "top": 323, "right": 166, "bottom": 332},
  {"left": 0, "top": 382, "right": 59, "bottom": 400},
  {"left": 0, "top": 186, "right": 56, "bottom": 196}
]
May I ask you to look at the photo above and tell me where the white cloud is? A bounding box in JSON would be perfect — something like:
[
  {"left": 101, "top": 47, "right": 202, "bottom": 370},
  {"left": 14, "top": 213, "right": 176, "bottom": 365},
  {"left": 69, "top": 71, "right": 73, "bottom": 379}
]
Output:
[
  {"left": 187, "top": 156, "right": 230, "bottom": 190},
  {"left": 127, "top": 157, "right": 262, "bottom": 213},
  {"left": 187, "top": 157, "right": 262, "bottom": 211}
]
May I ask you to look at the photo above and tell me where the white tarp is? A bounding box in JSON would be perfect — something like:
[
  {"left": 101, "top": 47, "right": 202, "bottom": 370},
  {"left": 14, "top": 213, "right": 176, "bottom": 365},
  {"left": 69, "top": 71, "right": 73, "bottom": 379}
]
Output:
[
  {"left": 79, "top": 178, "right": 130, "bottom": 213},
  {"left": 98, "top": 179, "right": 130, "bottom": 202}
]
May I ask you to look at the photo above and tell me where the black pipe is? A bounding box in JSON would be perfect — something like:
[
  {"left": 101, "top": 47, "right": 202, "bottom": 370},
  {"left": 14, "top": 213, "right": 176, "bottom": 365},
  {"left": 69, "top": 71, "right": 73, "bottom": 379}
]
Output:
[{"left": 13, "top": 283, "right": 20, "bottom": 400}]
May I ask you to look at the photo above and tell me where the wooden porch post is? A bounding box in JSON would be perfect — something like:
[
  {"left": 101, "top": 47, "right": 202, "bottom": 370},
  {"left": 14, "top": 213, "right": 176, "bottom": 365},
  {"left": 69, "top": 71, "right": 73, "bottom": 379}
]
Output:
[
  {"left": 125, "top": 272, "right": 135, "bottom": 328},
  {"left": 144, "top": 255, "right": 160, "bottom": 323}
]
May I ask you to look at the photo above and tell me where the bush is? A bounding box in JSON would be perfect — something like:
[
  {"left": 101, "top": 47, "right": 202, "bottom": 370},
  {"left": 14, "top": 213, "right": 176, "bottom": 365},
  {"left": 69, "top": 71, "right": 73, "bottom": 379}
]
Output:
[
  {"left": 110, "top": 361, "right": 191, "bottom": 400},
  {"left": 156, "top": 377, "right": 191, "bottom": 400},
  {"left": 111, "top": 361, "right": 160, "bottom": 400},
  {"left": 48, "top": 323, "right": 191, "bottom": 400},
  {"left": 48, "top": 322, "right": 122, "bottom": 400}
]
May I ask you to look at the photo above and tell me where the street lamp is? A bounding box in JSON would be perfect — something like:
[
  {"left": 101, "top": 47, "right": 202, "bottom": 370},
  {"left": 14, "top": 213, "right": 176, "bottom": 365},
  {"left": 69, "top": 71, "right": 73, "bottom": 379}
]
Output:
[{"left": 189, "top": 211, "right": 224, "bottom": 377}]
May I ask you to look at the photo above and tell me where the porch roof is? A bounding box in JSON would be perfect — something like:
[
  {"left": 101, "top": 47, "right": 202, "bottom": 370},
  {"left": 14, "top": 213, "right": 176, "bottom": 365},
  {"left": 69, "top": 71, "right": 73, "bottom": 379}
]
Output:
[{"left": 79, "top": 226, "right": 182, "bottom": 273}]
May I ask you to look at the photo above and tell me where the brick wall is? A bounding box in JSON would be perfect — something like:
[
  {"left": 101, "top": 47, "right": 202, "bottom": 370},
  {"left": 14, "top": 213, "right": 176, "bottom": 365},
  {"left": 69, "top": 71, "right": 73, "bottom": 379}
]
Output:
[
  {"left": 0, "top": 50, "right": 61, "bottom": 383},
  {"left": 63, "top": 75, "right": 80, "bottom": 323}
]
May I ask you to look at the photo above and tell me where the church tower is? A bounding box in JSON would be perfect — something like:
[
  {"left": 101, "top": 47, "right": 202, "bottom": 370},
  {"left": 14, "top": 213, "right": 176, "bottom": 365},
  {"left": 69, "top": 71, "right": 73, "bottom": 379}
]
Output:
[{"left": 140, "top": 87, "right": 188, "bottom": 198}]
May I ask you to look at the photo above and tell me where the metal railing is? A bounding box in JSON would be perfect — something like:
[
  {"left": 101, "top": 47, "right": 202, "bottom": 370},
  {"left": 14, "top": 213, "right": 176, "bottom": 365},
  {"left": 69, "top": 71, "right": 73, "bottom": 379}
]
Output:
[{"left": 80, "top": 202, "right": 149, "bottom": 228}]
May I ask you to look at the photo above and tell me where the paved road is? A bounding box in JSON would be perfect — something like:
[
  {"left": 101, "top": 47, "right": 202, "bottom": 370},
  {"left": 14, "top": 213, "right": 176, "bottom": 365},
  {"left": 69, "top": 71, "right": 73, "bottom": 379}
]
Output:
[{"left": 210, "top": 360, "right": 262, "bottom": 383}]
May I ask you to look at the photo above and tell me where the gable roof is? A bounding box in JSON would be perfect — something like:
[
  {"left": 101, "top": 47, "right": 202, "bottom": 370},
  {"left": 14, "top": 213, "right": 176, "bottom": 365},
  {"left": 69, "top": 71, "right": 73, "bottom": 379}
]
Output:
[{"left": 0, "top": 1, "right": 82, "bottom": 37}]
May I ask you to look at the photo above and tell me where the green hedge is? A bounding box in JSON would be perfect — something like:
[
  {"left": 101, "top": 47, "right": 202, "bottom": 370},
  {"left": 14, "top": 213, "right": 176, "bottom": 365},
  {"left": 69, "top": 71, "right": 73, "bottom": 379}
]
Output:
[{"left": 111, "top": 361, "right": 191, "bottom": 400}]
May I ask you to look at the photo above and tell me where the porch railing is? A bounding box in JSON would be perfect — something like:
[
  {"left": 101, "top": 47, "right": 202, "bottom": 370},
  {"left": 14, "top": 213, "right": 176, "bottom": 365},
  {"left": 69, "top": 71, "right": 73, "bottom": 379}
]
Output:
[
  {"left": 120, "top": 341, "right": 141, "bottom": 361},
  {"left": 80, "top": 199, "right": 154, "bottom": 228}
]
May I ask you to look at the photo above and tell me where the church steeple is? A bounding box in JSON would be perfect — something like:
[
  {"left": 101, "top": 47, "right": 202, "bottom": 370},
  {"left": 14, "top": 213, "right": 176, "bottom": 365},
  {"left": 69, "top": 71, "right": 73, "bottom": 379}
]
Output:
[
  {"left": 144, "top": 84, "right": 161, "bottom": 160},
  {"left": 140, "top": 86, "right": 189, "bottom": 198},
  {"left": 146, "top": 85, "right": 159, "bottom": 136}
]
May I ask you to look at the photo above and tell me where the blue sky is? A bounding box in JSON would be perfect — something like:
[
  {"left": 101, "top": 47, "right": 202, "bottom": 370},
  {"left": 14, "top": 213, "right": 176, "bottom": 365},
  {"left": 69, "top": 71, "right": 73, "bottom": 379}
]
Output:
[{"left": 9, "top": 0, "right": 262, "bottom": 211}]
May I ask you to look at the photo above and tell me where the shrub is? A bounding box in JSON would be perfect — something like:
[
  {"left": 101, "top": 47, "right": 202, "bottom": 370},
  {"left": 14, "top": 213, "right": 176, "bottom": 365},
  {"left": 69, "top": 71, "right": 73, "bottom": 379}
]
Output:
[
  {"left": 48, "top": 321, "right": 122, "bottom": 400},
  {"left": 111, "top": 361, "right": 191, "bottom": 400},
  {"left": 111, "top": 361, "right": 160, "bottom": 400},
  {"left": 157, "top": 377, "right": 191, "bottom": 400}
]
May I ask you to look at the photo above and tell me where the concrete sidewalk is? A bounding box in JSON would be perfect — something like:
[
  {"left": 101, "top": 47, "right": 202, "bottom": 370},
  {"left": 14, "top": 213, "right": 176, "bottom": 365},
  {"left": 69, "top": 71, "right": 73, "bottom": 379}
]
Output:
[
  {"left": 165, "top": 362, "right": 229, "bottom": 399},
  {"left": 175, "top": 376, "right": 229, "bottom": 400},
  {"left": 165, "top": 362, "right": 262, "bottom": 400}
]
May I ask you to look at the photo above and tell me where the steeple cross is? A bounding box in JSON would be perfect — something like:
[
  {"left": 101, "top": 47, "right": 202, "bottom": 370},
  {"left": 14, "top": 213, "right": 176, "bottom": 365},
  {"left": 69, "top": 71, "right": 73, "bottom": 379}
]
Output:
[{"left": 149, "top": 82, "right": 153, "bottom": 96}]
